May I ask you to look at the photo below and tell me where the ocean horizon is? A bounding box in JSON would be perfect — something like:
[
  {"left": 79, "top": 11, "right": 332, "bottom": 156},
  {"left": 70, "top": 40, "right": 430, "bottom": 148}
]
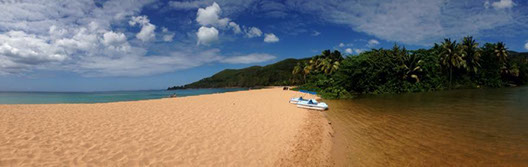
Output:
[{"left": 0, "top": 88, "right": 247, "bottom": 104}]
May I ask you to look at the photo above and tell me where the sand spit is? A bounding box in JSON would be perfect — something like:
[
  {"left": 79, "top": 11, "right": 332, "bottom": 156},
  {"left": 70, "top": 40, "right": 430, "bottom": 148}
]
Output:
[{"left": 0, "top": 88, "right": 332, "bottom": 166}]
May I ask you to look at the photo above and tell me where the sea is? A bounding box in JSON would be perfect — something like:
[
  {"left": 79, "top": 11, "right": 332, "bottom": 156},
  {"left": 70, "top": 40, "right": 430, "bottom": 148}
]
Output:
[{"left": 0, "top": 88, "right": 247, "bottom": 104}]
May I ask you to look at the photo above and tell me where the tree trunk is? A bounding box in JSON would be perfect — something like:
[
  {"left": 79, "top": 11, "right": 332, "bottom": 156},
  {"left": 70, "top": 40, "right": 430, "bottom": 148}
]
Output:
[{"left": 449, "top": 67, "right": 453, "bottom": 89}]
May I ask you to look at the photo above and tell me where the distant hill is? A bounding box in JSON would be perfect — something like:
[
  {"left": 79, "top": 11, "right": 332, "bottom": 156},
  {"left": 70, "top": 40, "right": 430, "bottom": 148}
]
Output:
[
  {"left": 168, "top": 58, "right": 306, "bottom": 89},
  {"left": 510, "top": 51, "right": 528, "bottom": 59}
]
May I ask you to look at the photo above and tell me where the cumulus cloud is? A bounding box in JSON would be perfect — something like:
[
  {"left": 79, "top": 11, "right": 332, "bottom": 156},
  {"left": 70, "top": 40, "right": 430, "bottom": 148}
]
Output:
[
  {"left": 129, "top": 16, "right": 156, "bottom": 42},
  {"left": 194, "top": 2, "right": 273, "bottom": 44},
  {"left": 161, "top": 27, "right": 175, "bottom": 42},
  {"left": 345, "top": 48, "right": 353, "bottom": 54},
  {"left": 367, "top": 39, "right": 380, "bottom": 47},
  {"left": 525, "top": 42, "right": 528, "bottom": 50},
  {"left": 339, "top": 43, "right": 345, "bottom": 47},
  {"left": 245, "top": 27, "right": 263, "bottom": 38},
  {"left": 229, "top": 22, "right": 242, "bottom": 34},
  {"left": 0, "top": 0, "right": 282, "bottom": 77},
  {"left": 264, "top": 33, "right": 279, "bottom": 43},
  {"left": 102, "top": 31, "right": 127, "bottom": 46},
  {"left": 220, "top": 53, "right": 276, "bottom": 64},
  {"left": 491, "top": 0, "right": 515, "bottom": 9},
  {"left": 196, "top": 2, "right": 229, "bottom": 27},
  {"left": 0, "top": 7, "right": 144, "bottom": 75},
  {"left": 196, "top": 26, "right": 219, "bottom": 45}
]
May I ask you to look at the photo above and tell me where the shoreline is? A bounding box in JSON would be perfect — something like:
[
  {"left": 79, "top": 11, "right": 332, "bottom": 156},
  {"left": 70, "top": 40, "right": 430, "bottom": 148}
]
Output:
[{"left": 0, "top": 87, "right": 333, "bottom": 166}]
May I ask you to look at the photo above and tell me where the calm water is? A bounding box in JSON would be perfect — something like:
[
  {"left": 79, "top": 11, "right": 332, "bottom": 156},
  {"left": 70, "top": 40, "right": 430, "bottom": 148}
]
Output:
[
  {"left": 0, "top": 88, "right": 246, "bottom": 104},
  {"left": 326, "top": 86, "right": 528, "bottom": 166}
]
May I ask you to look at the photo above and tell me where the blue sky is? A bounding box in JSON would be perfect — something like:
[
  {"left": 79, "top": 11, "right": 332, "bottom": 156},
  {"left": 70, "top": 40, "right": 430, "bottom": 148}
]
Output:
[{"left": 1, "top": 0, "right": 527, "bottom": 91}]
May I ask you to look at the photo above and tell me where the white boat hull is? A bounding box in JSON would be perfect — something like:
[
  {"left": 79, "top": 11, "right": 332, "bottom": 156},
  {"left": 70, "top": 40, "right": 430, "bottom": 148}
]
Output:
[{"left": 296, "top": 104, "right": 328, "bottom": 110}]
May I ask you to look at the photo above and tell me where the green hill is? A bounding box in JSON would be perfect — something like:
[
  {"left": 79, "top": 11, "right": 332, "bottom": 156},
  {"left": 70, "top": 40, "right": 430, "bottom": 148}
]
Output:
[{"left": 169, "top": 58, "right": 306, "bottom": 89}]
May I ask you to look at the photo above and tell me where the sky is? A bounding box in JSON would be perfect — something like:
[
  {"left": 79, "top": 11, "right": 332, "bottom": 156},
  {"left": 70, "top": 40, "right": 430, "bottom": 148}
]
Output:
[{"left": 1, "top": 0, "right": 528, "bottom": 91}]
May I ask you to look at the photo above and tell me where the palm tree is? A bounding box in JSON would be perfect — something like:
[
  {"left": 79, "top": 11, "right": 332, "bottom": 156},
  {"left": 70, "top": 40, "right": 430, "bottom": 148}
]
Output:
[
  {"left": 302, "top": 62, "right": 313, "bottom": 81},
  {"left": 439, "top": 38, "right": 465, "bottom": 89},
  {"left": 461, "top": 36, "right": 481, "bottom": 75},
  {"left": 494, "top": 42, "right": 509, "bottom": 75},
  {"left": 292, "top": 62, "right": 302, "bottom": 75},
  {"left": 399, "top": 53, "right": 424, "bottom": 83},
  {"left": 330, "top": 61, "right": 340, "bottom": 74},
  {"left": 495, "top": 42, "right": 508, "bottom": 64},
  {"left": 317, "top": 58, "right": 332, "bottom": 74}
]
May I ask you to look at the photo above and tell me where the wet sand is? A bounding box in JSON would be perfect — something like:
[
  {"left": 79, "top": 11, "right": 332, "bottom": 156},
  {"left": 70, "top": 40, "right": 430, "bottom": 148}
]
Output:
[{"left": 0, "top": 88, "right": 333, "bottom": 166}]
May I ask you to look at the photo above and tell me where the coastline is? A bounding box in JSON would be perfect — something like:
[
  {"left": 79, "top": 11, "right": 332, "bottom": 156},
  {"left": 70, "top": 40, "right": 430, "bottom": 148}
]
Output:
[{"left": 0, "top": 87, "right": 333, "bottom": 166}]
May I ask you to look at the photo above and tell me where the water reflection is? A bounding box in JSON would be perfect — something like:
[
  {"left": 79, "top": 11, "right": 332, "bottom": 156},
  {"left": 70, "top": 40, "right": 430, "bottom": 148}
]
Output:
[{"left": 327, "top": 87, "right": 528, "bottom": 166}]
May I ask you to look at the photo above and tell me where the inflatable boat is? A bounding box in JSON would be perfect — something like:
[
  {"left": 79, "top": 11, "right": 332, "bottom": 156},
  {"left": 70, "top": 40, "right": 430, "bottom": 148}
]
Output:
[
  {"left": 296, "top": 99, "right": 328, "bottom": 110},
  {"left": 289, "top": 97, "right": 309, "bottom": 104}
]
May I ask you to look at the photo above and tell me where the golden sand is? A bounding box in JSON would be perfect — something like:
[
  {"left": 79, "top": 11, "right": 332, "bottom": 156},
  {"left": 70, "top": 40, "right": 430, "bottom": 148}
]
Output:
[{"left": 0, "top": 88, "right": 333, "bottom": 166}]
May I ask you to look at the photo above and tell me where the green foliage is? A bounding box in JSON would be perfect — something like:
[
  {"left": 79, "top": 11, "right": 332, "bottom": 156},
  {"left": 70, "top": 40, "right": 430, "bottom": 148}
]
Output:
[
  {"left": 180, "top": 58, "right": 307, "bottom": 88},
  {"left": 171, "top": 36, "right": 528, "bottom": 99},
  {"left": 299, "top": 37, "right": 528, "bottom": 99}
]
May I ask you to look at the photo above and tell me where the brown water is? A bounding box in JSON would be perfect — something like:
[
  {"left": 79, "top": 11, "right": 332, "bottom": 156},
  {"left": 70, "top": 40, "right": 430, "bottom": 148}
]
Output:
[{"left": 326, "top": 86, "right": 528, "bottom": 166}]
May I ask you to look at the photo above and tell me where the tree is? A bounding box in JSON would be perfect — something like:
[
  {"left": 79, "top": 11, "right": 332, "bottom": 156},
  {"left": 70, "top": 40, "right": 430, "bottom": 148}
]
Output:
[
  {"left": 439, "top": 38, "right": 465, "bottom": 89},
  {"left": 495, "top": 42, "right": 508, "bottom": 65},
  {"left": 306, "top": 50, "right": 343, "bottom": 75},
  {"left": 292, "top": 62, "right": 302, "bottom": 75},
  {"left": 302, "top": 62, "right": 313, "bottom": 81},
  {"left": 495, "top": 42, "right": 509, "bottom": 75},
  {"left": 292, "top": 62, "right": 303, "bottom": 83},
  {"left": 461, "top": 36, "right": 481, "bottom": 75},
  {"left": 398, "top": 53, "right": 424, "bottom": 83}
]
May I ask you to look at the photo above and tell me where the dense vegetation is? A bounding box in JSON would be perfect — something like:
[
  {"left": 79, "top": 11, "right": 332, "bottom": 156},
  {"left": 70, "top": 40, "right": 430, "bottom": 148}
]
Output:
[
  {"left": 295, "top": 37, "right": 528, "bottom": 98},
  {"left": 169, "top": 58, "right": 305, "bottom": 89}
]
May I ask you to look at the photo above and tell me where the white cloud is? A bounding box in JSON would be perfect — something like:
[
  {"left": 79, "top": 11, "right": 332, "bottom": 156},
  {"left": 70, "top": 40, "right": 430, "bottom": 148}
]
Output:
[
  {"left": 0, "top": 0, "right": 281, "bottom": 77},
  {"left": 0, "top": 31, "right": 67, "bottom": 64},
  {"left": 102, "top": 31, "right": 127, "bottom": 46},
  {"left": 491, "top": 0, "right": 515, "bottom": 9},
  {"left": 193, "top": 2, "right": 276, "bottom": 44},
  {"left": 264, "top": 33, "right": 279, "bottom": 43},
  {"left": 78, "top": 49, "right": 224, "bottom": 77},
  {"left": 311, "top": 31, "right": 321, "bottom": 36},
  {"left": 354, "top": 49, "right": 365, "bottom": 54},
  {"left": 196, "top": 2, "right": 229, "bottom": 27},
  {"left": 524, "top": 42, "right": 528, "bottom": 50},
  {"left": 245, "top": 27, "right": 262, "bottom": 38},
  {"left": 229, "top": 22, "right": 242, "bottom": 34},
  {"left": 345, "top": 48, "right": 353, "bottom": 54},
  {"left": 220, "top": 53, "right": 276, "bottom": 64},
  {"left": 196, "top": 26, "right": 219, "bottom": 45},
  {"left": 286, "top": 0, "right": 522, "bottom": 45},
  {"left": 169, "top": 1, "right": 210, "bottom": 10},
  {"left": 339, "top": 43, "right": 345, "bottom": 47},
  {"left": 367, "top": 39, "right": 380, "bottom": 47},
  {"left": 161, "top": 27, "right": 175, "bottom": 42},
  {"left": 129, "top": 16, "right": 156, "bottom": 42}
]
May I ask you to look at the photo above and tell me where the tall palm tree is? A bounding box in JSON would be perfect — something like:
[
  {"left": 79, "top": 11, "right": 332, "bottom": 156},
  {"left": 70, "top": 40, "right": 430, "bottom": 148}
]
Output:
[
  {"left": 302, "top": 62, "right": 313, "bottom": 81},
  {"left": 292, "top": 62, "right": 302, "bottom": 75},
  {"left": 494, "top": 42, "right": 509, "bottom": 75},
  {"left": 461, "top": 36, "right": 481, "bottom": 74},
  {"left": 292, "top": 62, "right": 305, "bottom": 84},
  {"left": 439, "top": 38, "right": 465, "bottom": 89},
  {"left": 317, "top": 58, "right": 332, "bottom": 74}
]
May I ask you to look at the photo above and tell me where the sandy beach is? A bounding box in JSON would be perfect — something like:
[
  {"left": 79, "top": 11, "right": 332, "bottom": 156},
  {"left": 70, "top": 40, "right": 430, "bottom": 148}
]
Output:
[{"left": 0, "top": 88, "right": 333, "bottom": 166}]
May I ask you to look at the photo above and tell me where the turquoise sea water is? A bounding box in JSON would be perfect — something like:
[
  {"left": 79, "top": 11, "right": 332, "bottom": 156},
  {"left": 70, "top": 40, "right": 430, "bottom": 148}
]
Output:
[{"left": 0, "top": 88, "right": 247, "bottom": 104}]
